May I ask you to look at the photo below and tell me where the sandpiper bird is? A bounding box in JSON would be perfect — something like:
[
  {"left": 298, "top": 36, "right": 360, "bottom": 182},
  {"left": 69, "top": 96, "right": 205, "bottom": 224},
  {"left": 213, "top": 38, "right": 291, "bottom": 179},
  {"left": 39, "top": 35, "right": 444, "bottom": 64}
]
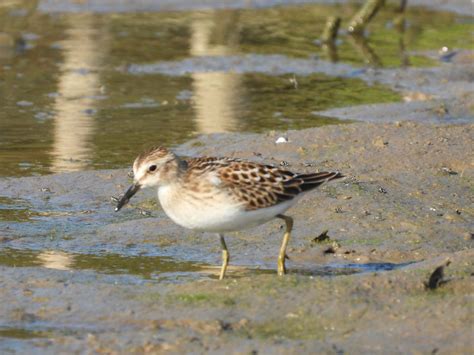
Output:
[{"left": 115, "top": 146, "right": 343, "bottom": 279}]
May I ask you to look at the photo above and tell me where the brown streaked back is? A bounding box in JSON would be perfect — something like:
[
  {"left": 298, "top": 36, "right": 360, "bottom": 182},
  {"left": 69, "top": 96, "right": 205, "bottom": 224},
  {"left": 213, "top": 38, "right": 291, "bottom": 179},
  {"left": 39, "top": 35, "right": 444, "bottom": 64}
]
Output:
[{"left": 184, "top": 157, "right": 343, "bottom": 211}]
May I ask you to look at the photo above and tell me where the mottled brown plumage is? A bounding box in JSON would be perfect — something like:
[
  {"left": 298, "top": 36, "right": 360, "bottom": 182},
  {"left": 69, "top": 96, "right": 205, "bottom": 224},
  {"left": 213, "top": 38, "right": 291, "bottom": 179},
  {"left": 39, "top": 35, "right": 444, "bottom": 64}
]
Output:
[
  {"left": 116, "top": 146, "right": 344, "bottom": 279},
  {"left": 182, "top": 157, "right": 342, "bottom": 211}
]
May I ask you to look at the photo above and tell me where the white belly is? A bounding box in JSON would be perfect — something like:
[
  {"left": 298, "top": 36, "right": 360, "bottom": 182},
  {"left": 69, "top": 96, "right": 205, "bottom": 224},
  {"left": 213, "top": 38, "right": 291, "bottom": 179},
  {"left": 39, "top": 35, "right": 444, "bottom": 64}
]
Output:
[{"left": 157, "top": 185, "right": 296, "bottom": 233}]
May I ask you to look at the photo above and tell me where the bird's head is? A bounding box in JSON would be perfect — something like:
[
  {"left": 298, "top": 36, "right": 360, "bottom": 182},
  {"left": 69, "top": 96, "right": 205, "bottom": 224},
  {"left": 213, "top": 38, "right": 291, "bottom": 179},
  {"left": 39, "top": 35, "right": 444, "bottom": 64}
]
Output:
[{"left": 115, "top": 146, "right": 180, "bottom": 211}]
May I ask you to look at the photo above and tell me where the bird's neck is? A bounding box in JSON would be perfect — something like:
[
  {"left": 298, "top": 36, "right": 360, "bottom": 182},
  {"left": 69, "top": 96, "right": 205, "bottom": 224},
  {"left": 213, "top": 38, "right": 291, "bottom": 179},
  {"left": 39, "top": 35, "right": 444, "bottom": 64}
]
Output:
[{"left": 159, "top": 156, "right": 187, "bottom": 186}]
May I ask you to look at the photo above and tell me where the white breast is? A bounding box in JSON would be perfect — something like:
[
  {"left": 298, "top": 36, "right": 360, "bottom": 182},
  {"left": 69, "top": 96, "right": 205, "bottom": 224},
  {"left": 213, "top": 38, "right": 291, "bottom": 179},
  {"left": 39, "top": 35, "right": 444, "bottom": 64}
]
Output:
[{"left": 157, "top": 184, "right": 297, "bottom": 233}]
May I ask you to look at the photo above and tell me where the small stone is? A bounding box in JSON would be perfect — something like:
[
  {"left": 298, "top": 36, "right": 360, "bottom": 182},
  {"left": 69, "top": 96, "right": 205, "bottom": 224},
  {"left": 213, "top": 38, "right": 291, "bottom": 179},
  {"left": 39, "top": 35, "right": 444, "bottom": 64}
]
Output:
[
  {"left": 324, "top": 241, "right": 341, "bottom": 254},
  {"left": 275, "top": 136, "right": 288, "bottom": 144},
  {"left": 373, "top": 137, "right": 388, "bottom": 148},
  {"left": 441, "top": 167, "right": 457, "bottom": 175},
  {"left": 312, "top": 230, "right": 330, "bottom": 243},
  {"left": 425, "top": 261, "right": 450, "bottom": 290}
]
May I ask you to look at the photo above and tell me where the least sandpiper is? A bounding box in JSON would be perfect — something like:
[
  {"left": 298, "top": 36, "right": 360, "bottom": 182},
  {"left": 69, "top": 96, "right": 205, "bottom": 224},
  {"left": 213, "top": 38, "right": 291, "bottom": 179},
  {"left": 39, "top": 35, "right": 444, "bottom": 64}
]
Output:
[{"left": 115, "top": 146, "right": 343, "bottom": 279}]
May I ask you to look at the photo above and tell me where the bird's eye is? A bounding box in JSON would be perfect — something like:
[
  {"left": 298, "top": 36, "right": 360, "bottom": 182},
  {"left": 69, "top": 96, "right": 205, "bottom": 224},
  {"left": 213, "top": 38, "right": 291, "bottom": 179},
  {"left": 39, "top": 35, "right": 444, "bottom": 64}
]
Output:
[{"left": 148, "top": 165, "right": 157, "bottom": 172}]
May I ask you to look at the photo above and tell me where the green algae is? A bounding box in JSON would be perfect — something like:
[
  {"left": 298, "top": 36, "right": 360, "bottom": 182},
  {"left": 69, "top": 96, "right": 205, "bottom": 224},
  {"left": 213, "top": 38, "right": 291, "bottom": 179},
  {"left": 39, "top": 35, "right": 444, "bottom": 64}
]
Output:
[
  {"left": 169, "top": 292, "right": 237, "bottom": 306},
  {"left": 0, "top": 327, "right": 51, "bottom": 339},
  {"left": 242, "top": 316, "right": 326, "bottom": 340}
]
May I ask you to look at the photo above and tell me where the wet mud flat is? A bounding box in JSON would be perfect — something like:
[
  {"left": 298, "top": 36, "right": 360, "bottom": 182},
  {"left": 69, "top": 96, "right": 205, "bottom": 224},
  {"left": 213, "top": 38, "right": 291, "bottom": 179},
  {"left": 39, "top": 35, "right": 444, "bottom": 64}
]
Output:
[
  {"left": 0, "top": 119, "right": 472, "bottom": 353},
  {"left": 1, "top": 0, "right": 473, "bottom": 353}
]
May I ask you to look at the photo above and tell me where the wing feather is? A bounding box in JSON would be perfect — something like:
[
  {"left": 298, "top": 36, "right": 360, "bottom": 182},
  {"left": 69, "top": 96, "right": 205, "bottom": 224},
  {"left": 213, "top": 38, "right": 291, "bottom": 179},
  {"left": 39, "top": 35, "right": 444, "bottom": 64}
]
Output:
[{"left": 184, "top": 158, "right": 343, "bottom": 211}]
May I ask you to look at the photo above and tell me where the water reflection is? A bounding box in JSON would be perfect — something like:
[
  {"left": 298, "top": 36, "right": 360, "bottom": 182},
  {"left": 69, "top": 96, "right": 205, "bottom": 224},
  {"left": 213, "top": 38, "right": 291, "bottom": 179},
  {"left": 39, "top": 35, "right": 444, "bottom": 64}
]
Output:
[
  {"left": 190, "top": 11, "right": 241, "bottom": 134},
  {"left": 0, "top": 1, "right": 470, "bottom": 177},
  {"left": 0, "top": 247, "right": 415, "bottom": 282},
  {"left": 50, "top": 15, "right": 107, "bottom": 173},
  {"left": 0, "top": 248, "right": 210, "bottom": 281},
  {"left": 347, "top": 33, "right": 382, "bottom": 67},
  {"left": 0, "top": 32, "right": 16, "bottom": 61},
  {"left": 37, "top": 250, "right": 73, "bottom": 270}
]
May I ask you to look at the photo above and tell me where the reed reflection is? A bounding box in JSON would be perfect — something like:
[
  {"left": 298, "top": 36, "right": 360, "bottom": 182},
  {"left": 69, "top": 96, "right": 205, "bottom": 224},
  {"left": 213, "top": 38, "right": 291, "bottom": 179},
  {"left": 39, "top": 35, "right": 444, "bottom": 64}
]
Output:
[
  {"left": 50, "top": 15, "right": 108, "bottom": 173},
  {"left": 37, "top": 250, "right": 74, "bottom": 271},
  {"left": 190, "top": 11, "right": 242, "bottom": 134}
]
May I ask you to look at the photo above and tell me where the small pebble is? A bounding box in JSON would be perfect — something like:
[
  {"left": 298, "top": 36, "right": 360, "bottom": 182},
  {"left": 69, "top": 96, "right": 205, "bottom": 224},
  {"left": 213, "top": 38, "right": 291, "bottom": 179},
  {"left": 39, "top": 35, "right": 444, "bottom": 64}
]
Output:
[
  {"left": 275, "top": 137, "right": 288, "bottom": 144},
  {"left": 373, "top": 137, "right": 388, "bottom": 148},
  {"left": 441, "top": 167, "right": 458, "bottom": 175}
]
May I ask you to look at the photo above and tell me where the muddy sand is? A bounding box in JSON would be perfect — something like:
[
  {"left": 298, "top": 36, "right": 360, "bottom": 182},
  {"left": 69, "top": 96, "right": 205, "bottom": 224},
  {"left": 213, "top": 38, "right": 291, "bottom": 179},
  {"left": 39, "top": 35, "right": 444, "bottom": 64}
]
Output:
[
  {"left": 1, "top": 9, "right": 473, "bottom": 355},
  {"left": 0, "top": 117, "right": 472, "bottom": 353}
]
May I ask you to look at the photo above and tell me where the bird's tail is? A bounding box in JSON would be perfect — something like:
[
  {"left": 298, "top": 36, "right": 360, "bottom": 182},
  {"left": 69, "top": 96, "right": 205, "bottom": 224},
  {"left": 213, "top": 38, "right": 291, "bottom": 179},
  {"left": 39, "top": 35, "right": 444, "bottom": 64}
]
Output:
[{"left": 287, "top": 171, "right": 344, "bottom": 192}]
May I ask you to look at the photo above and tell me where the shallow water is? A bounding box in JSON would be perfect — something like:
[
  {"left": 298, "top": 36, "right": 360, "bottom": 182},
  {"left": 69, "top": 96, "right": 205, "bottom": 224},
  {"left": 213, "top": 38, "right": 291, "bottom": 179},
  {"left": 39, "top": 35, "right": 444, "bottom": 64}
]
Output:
[
  {"left": 0, "top": 197, "right": 38, "bottom": 222},
  {"left": 1, "top": 1, "right": 472, "bottom": 177},
  {"left": 0, "top": 247, "right": 414, "bottom": 285},
  {"left": 0, "top": 247, "right": 208, "bottom": 282}
]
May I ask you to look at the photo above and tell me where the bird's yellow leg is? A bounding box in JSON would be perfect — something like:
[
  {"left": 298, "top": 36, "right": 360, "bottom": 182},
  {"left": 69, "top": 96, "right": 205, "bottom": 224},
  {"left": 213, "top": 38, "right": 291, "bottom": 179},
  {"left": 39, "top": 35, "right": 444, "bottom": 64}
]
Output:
[
  {"left": 277, "top": 215, "right": 293, "bottom": 276},
  {"left": 218, "top": 234, "right": 230, "bottom": 280}
]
